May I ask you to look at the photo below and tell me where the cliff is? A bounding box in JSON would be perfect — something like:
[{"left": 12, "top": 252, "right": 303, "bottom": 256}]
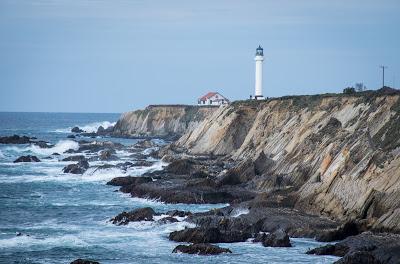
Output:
[
  {"left": 174, "top": 90, "right": 400, "bottom": 232},
  {"left": 113, "top": 105, "right": 218, "bottom": 139}
]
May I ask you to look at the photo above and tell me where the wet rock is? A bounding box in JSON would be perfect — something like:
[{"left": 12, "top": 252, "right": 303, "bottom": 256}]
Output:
[
  {"left": 169, "top": 227, "right": 251, "bottom": 243},
  {"left": 63, "top": 160, "right": 89, "bottom": 174},
  {"left": 111, "top": 207, "right": 156, "bottom": 225},
  {"left": 106, "top": 176, "right": 152, "bottom": 187},
  {"left": 134, "top": 160, "right": 155, "bottom": 167},
  {"left": 167, "top": 210, "right": 192, "bottom": 217},
  {"left": 70, "top": 259, "right": 99, "bottom": 264},
  {"left": 52, "top": 153, "right": 60, "bottom": 156},
  {"left": 67, "top": 135, "right": 76, "bottom": 139},
  {"left": 62, "top": 155, "right": 86, "bottom": 162},
  {"left": 172, "top": 243, "right": 232, "bottom": 255},
  {"left": 33, "top": 141, "right": 53, "bottom": 148},
  {"left": 334, "top": 251, "right": 381, "bottom": 264},
  {"left": 165, "top": 159, "right": 195, "bottom": 175},
  {"left": 134, "top": 139, "right": 155, "bottom": 149},
  {"left": 157, "top": 216, "right": 179, "bottom": 224},
  {"left": 0, "top": 135, "right": 32, "bottom": 144},
  {"left": 99, "top": 149, "right": 116, "bottom": 161},
  {"left": 191, "top": 170, "right": 209, "bottom": 178},
  {"left": 71, "top": 127, "right": 84, "bottom": 133},
  {"left": 258, "top": 229, "right": 292, "bottom": 247},
  {"left": 14, "top": 155, "right": 41, "bottom": 163},
  {"left": 307, "top": 232, "right": 400, "bottom": 264},
  {"left": 96, "top": 125, "right": 114, "bottom": 136},
  {"left": 77, "top": 141, "right": 123, "bottom": 153},
  {"left": 316, "top": 220, "right": 368, "bottom": 242}
]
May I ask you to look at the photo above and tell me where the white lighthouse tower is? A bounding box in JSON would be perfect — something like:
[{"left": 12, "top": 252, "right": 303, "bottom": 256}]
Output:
[{"left": 254, "top": 45, "right": 264, "bottom": 99}]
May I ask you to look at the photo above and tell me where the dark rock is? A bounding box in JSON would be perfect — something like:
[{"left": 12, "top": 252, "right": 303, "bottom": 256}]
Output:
[
  {"left": 167, "top": 210, "right": 192, "bottom": 217},
  {"left": 134, "top": 160, "right": 155, "bottom": 167},
  {"left": 191, "top": 170, "right": 209, "bottom": 178},
  {"left": 106, "top": 176, "right": 152, "bottom": 187},
  {"left": 217, "top": 159, "right": 256, "bottom": 186},
  {"left": 169, "top": 227, "right": 251, "bottom": 243},
  {"left": 62, "top": 155, "right": 86, "bottom": 162},
  {"left": 111, "top": 207, "right": 156, "bottom": 225},
  {"left": 71, "top": 127, "right": 84, "bottom": 133},
  {"left": 334, "top": 251, "right": 381, "bottom": 264},
  {"left": 166, "top": 159, "right": 195, "bottom": 175},
  {"left": 307, "top": 232, "right": 400, "bottom": 264},
  {"left": 316, "top": 220, "right": 368, "bottom": 242},
  {"left": 157, "top": 216, "right": 179, "bottom": 224},
  {"left": 14, "top": 155, "right": 40, "bottom": 163},
  {"left": 52, "top": 153, "right": 60, "bottom": 156},
  {"left": 76, "top": 141, "right": 123, "bottom": 153},
  {"left": 67, "top": 135, "right": 76, "bottom": 139},
  {"left": 172, "top": 243, "right": 231, "bottom": 255},
  {"left": 134, "top": 139, "right": 155, "bottom": 149},
  {"left": 260, "top": 229, "right": 292, "bottom": 247},
  {"left": 307, "top": 244, "right": 350, "bottom": 257},
  {"left": 99, "top": 149, "right": 116, "bottom": 161},
  {"left": 63, "top": 160, "right": 89, "bottom": 174},
  {"left": 33, "top": 141, "right": 52, "bottom": 148},
  {"left": 70, "top": 259, "right": 99, "bottom": 264},
  {"left": 16, "top": 232, "right": 22, "bottom": 236},
  {"left": 0, "top": 135, "right": 32, "bottom": 144}
]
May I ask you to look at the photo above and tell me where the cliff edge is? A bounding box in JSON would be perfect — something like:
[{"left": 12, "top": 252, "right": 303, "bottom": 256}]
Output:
[
  {"left": 113, "top": 105, "right": 218, "bottom": 139},
  {"left": 173, "top": 90, "right": 400, "bottom": 232}
]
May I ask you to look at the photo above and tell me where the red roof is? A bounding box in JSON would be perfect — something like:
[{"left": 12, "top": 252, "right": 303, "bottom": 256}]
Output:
[{"left": 199, "top": 92, "right": 217, "bottom": 101}]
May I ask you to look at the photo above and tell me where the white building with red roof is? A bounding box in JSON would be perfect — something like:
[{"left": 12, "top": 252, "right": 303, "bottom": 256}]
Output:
[{"left": 197, "top": 92, "right": 229, "bottom": 106}]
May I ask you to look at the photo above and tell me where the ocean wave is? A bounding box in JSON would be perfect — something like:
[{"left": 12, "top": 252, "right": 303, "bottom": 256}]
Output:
[
  {"left": 5, "top": 140, "right": 78, "bottom": 156},
  {"left": 0, "top": 234, "right": 88, "bottom": 249},
  {"left": 0, "top": 149, "right": 4, "bottom": 159},
  {"left": 53, "top": 121, "right": 116, "bottom": 133}
]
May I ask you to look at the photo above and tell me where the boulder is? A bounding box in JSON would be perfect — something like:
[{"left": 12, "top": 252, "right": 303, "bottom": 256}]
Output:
[
  {"left": 99, "top": 149, "right": 116, "bottom": 161},
  {"left": 316, "top": 220, "right": 368, "bottom": 242},
  {"left": 134, "top": 160, "right": 155, "bottom": 167},
  {"left": 169, "top": 227, "right": 251, "bottom": 243},
  {"left": 157, "top": 216, "right": 179, "bottom": 224},
  {"left": 258, "top": 229, "right": 292, "bottom": 247},
  {"left": 14, "top": 155, "right": 40, "bottom": 163},
  {"left": 111, "top": 207, "right": 156, "bottom": 225},
  {"left": 106, "top": 176, "right": 152, "bottom": 187},
  {"left": 71, "top": 127, "right": 84, "bottom": 133},
  {"left": 167, "top": 210, "right": 192, "bottom": 217},
  {"left": 166, "top": 159, "right": 195, "bottom": 175},
  {"left": 172, "top": 243, "right": 232, "bottom": 255},
  {"left": 67, "top": 135, "right": 76, "bottom": 139},
  {"left": 63, "top": 160, "right": 89, "bottom": 174},
  {"left": 62, "top": 155, "right": 86, "bottom": 162},
  {"left": 0, "top": 135, "right": 32, "bottom": 144},
  {"left": 70, "top": 259, "right": 99, "bottom": 264},
  {"left": 334, "top": 251, "right": 381, "bottom": 264},
  {"left": 33, "top": 141, "right": 52, "bottom": 148}
]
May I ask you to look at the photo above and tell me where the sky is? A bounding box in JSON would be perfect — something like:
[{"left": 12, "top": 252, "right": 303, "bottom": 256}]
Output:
[{"left": 0, "top": 0, "right": 399, "bottom": 113}]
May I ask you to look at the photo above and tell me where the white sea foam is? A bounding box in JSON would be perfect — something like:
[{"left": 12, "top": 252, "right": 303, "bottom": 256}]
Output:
[
  {"left": 6, "top": 140, "right": 79, "bottom": 156},
  {"left": 0, "top": 234, "right": 88, "bottom": 249},
  {"left": 54, "top": 121, "right": 116, "bottom": 133},
  {"left": 230, "top": 207, "right": 250, "bottom": 217}
]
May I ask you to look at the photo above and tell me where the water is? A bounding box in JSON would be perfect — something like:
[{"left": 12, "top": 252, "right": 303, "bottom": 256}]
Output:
[{"left": 0, "top": 112, "right": 339, "bottom": 264}]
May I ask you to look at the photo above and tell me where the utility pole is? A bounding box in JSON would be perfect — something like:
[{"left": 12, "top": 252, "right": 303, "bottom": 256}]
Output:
[{"left": 380, "top": 65, "right": 388, "bottom": 88}]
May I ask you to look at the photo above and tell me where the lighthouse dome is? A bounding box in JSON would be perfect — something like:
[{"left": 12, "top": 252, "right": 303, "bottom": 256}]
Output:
[{"left": 255, "top": 45, "right": 263, "bottom": 56}]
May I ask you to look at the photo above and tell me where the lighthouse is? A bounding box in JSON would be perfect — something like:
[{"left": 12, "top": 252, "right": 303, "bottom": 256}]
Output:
[{"left": 254, "top": 45, "right": 264, "bottom": 99}]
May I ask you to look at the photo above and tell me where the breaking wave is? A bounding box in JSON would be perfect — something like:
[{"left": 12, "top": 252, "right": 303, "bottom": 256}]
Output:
[
  {"left": 7, "top": 140, "right": 79, "bottom": 156},
  {"left": 53, "top": 121, "right": 116, "bottom": 133}
]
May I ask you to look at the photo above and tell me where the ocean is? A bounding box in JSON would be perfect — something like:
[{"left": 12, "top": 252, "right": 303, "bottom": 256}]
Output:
[{"left": 0, "top": 112, "right": 339, "bottom": 264}]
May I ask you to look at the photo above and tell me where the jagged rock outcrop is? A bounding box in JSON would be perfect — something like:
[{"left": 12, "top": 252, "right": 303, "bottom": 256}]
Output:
[
  {"left": 173, "top": 91, "right": 400, "bottom": 232},
  {"left": 112, "top": 105, "right": 218, "bottom": 138}
]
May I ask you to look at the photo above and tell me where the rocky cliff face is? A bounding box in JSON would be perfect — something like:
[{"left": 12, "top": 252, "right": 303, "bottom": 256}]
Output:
[
  {"left": 174, "top": 91, "right": 400, "bottom": 232},
  {"left": 113, "top": 105, "right": 218, "bottom": 138}
]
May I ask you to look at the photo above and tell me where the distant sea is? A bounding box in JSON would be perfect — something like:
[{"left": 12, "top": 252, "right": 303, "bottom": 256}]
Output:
[{"left": 0, "top": 112, "right": 338, "bottom": 264}]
